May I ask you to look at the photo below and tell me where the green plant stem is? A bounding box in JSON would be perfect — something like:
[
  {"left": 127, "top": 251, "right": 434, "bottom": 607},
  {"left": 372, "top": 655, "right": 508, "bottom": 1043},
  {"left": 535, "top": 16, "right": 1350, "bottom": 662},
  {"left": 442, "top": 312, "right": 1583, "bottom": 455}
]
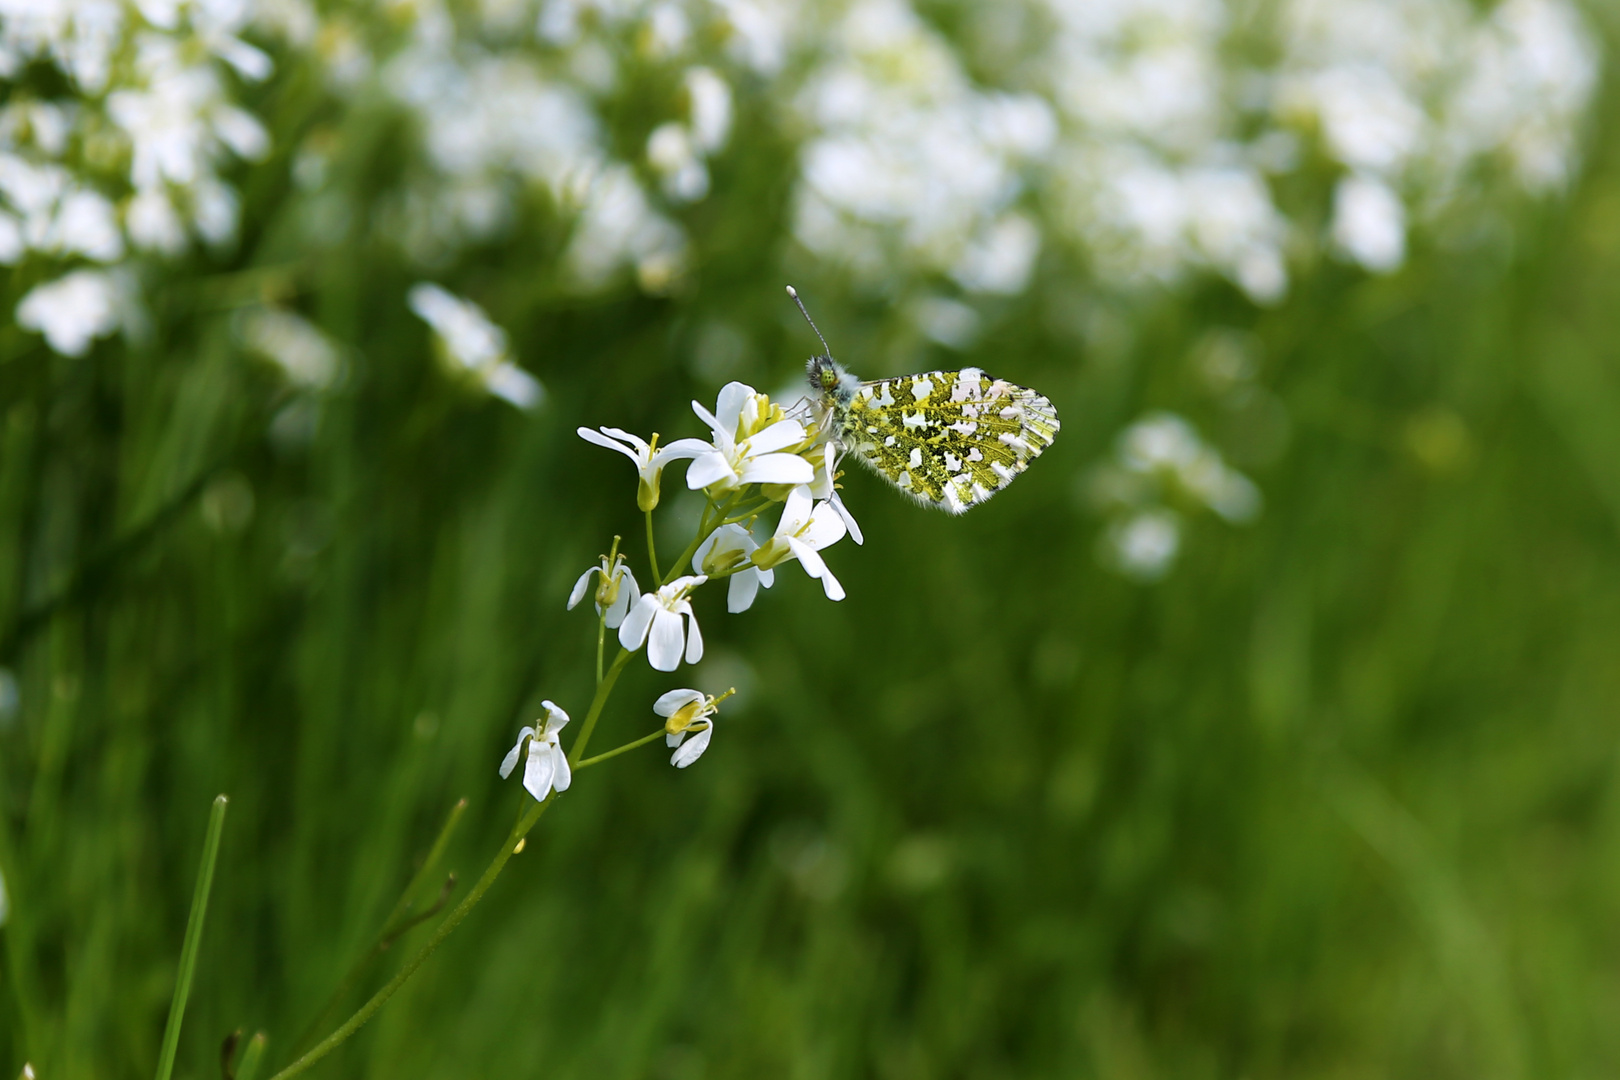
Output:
[
  {"left": 596, "top": 616, "right": 605, "bottom": 685},
  {"left": 289, "top": 799, "right": 467, "bottom": 1058},
  {"left": 570, "top": 648, "right": 633, "bottom": 766},
  {"left": 664, "top": 498, "right": 727, "bottom": 587},
  {"left": 266, "top": 798, "right": 552, "bottom": 1080},
  {"left": 575, "top": 729, "right": 668, "bottom": 770},
  {"left": 645, "top": 509, "right": 661, "bottom": 581},
  {"left": 154, "top": 794, "right": 228, "bottom": 1080}
]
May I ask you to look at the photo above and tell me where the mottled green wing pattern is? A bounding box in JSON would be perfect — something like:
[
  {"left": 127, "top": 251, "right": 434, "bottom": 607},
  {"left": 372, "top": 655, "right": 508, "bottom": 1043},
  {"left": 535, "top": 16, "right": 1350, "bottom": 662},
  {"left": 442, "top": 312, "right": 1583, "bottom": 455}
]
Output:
[{"left": 833, "top": 366, "right": 1060, "bottom": 514}]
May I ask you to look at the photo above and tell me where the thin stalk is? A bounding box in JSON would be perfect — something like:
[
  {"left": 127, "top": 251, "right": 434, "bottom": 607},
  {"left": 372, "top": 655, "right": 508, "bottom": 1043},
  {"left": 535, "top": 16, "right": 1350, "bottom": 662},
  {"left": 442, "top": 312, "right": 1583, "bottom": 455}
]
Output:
[
  {"left": 645, "top": 509, "right": 661, "bottom": 582},
  {"left": 569, "top": 648, "right": 633, "bottom": 767},
  {"left": 154, "top": 795, "right": 228, "bottom": 1080},
  {"left": 596, "top": 617, "right": 605, "bottom": 685},
  {"left": 575, "top": 729, "right": 667, "bottom": 771},
  {"left": 664, "top": 497, "right": 728, "bottom": 587},
  {"left": 267, "top": 799, "right": 552, "bottom": 1080},
  {"left": 289, "top": 799, "right": 468, "bottom": 1058}
]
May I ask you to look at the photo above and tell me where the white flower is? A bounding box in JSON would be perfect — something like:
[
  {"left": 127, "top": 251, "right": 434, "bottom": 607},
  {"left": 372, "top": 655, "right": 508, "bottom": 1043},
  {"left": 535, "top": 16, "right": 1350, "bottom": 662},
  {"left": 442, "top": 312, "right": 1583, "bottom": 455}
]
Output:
[
  {"left": 16, "top": 269, "right": 127, "bottom": 356},
  {"left": 804, "top": 442, "right": 863, "bottom": 545},
  {"left": 684, "top": 382, "right": 814, "bottom": 494},
  {"left": 499, "top": 700, "right": 571, "bottom": 801},
  {"left": 751, "top": 486, "right": 848, "bottom": 601},
  {"left": 567, "top": 551, "right": 640, "bottom": 628},
  {"left": 619, "top": 574, "right": 706, "bottom": 671},
  {"left": 407, "top": 283, "right": 543, "bottom": 410},
  {"left": 654, "top": 687, "right": 727, "bottom": 768},
  {"left": 577, "top": 427, "right": 710, "bottom": 511},
  {"left": 693, "top": 522, "right": 770, "bottom": 612}
]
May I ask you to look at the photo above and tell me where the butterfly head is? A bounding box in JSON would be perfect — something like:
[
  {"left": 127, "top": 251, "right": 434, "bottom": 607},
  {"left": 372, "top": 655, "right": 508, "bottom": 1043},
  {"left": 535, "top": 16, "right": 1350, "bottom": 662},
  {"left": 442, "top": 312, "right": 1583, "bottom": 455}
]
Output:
[{"left": 807, "top": 355, "right": 859, "bottom": 408}]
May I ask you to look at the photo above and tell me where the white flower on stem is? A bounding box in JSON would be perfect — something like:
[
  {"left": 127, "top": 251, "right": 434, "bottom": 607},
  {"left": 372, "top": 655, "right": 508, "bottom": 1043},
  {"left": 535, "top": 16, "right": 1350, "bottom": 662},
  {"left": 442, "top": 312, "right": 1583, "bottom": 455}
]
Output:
[
  {"left": 619, "top": 575, "right": 707, "bottom": 671},
  {"left": 693, "top": 522, "right": 771, "bottom": 613},
  {"left": 654, "top": 687, "right": 731, "bottom": 768},
  {"left": 577, "top": 427, "right": 709, "bottom": 511},
  {"left": 804, "top": 441, "right": 863, "bottom": 545},
  {"left": 751, "top": 487, "right": 848, "bottom": 600},
  {"left": 685, "top": 382, "right": 814, "bottom": 495},
  {"left": 567, "top": 551, "right": 640, "bottom": 628},
  {"left": 499, "top": 700, "right": 572, "bottom": 802}
]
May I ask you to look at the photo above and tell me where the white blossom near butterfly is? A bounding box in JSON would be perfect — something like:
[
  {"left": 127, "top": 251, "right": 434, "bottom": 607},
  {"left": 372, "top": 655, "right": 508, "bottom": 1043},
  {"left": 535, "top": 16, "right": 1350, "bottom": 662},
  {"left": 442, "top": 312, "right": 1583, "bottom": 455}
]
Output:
[{"left": 567, "top": 552, "right": 640, "bottom": 628}]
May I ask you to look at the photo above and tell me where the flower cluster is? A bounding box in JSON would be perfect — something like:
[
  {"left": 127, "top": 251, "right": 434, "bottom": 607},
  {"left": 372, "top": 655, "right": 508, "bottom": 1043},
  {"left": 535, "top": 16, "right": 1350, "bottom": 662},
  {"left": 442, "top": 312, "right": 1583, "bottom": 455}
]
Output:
[
  {"left": 2, "top": 0, "right": 298, "bottom": 356},
  {"left": 499, "top": 378, "right": 859, "bottom": 796},
  {"left": 1086, "top": 412, "right": 1260, "bottom": 581}
]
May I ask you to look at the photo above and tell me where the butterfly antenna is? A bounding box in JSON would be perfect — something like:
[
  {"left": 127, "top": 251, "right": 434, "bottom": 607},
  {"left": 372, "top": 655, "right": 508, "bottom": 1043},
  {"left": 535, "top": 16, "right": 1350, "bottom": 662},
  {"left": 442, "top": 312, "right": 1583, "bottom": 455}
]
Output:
[{"left": 786, "top": 285, "right": 833, "bottom": 357}]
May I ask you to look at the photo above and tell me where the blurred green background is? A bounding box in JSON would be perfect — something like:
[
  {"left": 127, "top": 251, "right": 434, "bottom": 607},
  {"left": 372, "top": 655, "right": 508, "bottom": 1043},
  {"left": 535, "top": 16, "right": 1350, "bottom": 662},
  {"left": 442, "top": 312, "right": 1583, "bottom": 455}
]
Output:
[{"left": 5, "top": 0, "right": 1620, "bottom": 1076}]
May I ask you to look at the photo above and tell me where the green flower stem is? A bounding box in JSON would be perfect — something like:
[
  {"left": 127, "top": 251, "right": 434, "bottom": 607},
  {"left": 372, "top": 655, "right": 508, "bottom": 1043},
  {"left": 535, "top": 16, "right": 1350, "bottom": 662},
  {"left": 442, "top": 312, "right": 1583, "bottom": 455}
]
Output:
[
  {"left": 266, "top": 797, "right": 552, "bottom": 1080},
  {"left": 288, "top": 799, "right": 468, "bottom": 1059},
  {"left": 664, "top": 495, "right": 735, "bottom": 587},
  {"left": 645, "top": 509, "right": 661, "bottom": 582},
  {"left": 574, "top": 729, "right": 668, "bottom": 771},
  {"left": 570, "top": 647, "right": 633, "bottom": 767},
  {"left": 154, "top": 794, "right": 228, "bottom": 1080},
  {"left": 596, "top": 615, "right": 605, "bottom": 686}
]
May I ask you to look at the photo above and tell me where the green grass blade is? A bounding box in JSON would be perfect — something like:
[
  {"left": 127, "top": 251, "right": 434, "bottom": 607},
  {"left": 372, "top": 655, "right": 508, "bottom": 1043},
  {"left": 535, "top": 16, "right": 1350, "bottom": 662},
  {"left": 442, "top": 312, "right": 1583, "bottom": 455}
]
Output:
[
  {"left": 234, "top": 1033, "right": 268, "bottom": 1080},
  {"left": 153, "top": 794, "right": 228, "bottom": 1080}
]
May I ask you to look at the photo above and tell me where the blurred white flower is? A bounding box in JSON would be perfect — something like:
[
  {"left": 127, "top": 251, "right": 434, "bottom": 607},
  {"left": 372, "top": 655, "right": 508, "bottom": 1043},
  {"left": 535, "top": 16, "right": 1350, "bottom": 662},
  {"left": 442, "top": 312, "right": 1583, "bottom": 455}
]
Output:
[
  {"left": 499, "top": 700, "right": 572, "bottom": 801},
  {"left": 694, "top": 522, "right": 768, "bottom": 612},
  {"left": 16, "top": 269, "right": 129, "bottom": 356},
  {"left": 1331, "top": 173, "right": 1406, "bottom": 273},
  {"left": 751, "top": 486, "right": 848, "bottom": 601},
  {"left": 240, "top": 308, "right": 341, "bottom": 389},
  {"left": 654, "top": 687, "right": 728, "bottom": 768},
  {"left": 619, "top": 574, "right": 707, "bottom": 671},
  {"left": 567, "top": 551, "right": 641, "bottom": 628},
  {"left": 408, "top": 283, "right": 544, "bottom": 410},
  {"left": 577, "top": 426, "right": 710, "bottom": 511},
  {"left": 685, "top": 67, "right": 733, "bottom": 152},
  {"left": 1090, "top": 411, "right": 1259, "bottom": 580},
  {"left": 685, "top": 382, "right": 814, "bottom": 494},
  {"left": 1106, "top": 508, "right": 1182, "bottom": 581}
]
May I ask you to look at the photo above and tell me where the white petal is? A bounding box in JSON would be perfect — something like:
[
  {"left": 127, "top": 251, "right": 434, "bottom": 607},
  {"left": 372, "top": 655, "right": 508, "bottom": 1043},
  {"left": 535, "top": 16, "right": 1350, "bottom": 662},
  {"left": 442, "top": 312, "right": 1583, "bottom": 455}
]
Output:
[
  {"left": 690, "top": 401, "right": 728, "bottom": 444},
  {"left": 551, "top": 745, "right": 572, "bottom": 793},
  {"left": 684, "top": 609, "right": 704, "bottom": 664},
  {"left": 568, "top": 567, "right": 596, "bottom": 611},
  {"left": 619, "top": 594, "right": 657, "bottom": 651},
  {"left": 685, "top": 451, "right": 735, "bottom": 490},
  {"left": 740, "top": 453, "right": 814, "bottom": 486},
  {"left": 654, "top": 688, "right": 704, "bottom": 716},
  {"left": 598, "top": 427, "right": 651, "bottom": 457},
  {"left": 801, "top": 502, "right": 848, "bottom": 550},
  {"left": 714, "top": 382, "right": 755, "bottom": 433},
  {"left": 818, "top": 563, "right": 845, "bottom": 601},
  {"left": 727, "top": 568, "right": 760, "bottom": 613},
  {"left": 499, "top": 726, "right": 536, "bottom": 778},
  {"left": 655, "top": 438, "right": 712, "bottom": 463},
  {"left": 540, "top": 699, "right": 570, "bottom": 733},
  {"left": 745, "top": 418, "right": 806, "bottom": 455},
  {"left": 605, "top": 567, "right": 640, "bottom": 629},
  {"left": 758, "top": 567, "right": 775, "bottom": 588},
  {"left": 787, "top": 536, "right": 825, "bottom": 578},
  {"left": 577, "top": 427, "right": 641, "bottom": 463},
  {"left": 833, "top": 495, "right": 864, "bottom": 545},
  {"left": 647, "top": 608, "right": 684, "bottom": 671},
  {"left": 776, "top": 487, "right": 813, "bottom": 536},
  {"left": 671, "top": 723, "right": 713, "bottom": 767},
  {"left": 666, "top": 730, "right": 686, "bottom": 748},
  {"left": 523, "top": 740, "right": 556, "bottom": 799}
]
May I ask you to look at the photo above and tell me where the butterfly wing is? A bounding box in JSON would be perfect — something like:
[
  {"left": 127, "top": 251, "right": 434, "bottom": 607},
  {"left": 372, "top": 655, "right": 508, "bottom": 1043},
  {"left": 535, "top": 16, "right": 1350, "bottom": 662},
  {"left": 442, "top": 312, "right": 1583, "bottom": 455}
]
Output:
[{"left": 834, "top": 367, "right": 1060, "bottom": 514}]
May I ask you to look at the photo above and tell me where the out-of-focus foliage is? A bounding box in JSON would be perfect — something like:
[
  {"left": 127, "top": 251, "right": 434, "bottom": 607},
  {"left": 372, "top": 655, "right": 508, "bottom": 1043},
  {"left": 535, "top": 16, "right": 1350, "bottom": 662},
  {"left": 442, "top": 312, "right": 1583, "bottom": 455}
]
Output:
[{"left": 2, "top": 0, "right": 1619, "bottom": 1076}]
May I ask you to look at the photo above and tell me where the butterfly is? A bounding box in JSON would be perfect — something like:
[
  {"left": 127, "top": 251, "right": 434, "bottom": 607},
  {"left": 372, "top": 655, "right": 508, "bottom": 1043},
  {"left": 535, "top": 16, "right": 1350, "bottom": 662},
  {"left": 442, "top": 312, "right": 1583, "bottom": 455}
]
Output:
[{"left": 789, "top": 288, "right": 1060, "bottom": 514}]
